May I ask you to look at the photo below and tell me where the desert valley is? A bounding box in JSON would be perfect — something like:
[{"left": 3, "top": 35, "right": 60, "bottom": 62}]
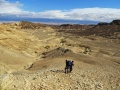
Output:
[{"left": 0, "top": 20, "right": 120, "bottom": 90}]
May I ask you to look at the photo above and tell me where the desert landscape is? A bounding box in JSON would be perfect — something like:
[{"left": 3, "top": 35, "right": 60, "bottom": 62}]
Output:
[{"left": 0, "top": 20, "right": 120, "bottom": 90}]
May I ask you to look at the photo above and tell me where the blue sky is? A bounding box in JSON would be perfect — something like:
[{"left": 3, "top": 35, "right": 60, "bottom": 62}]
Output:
[
  {"left": 0, "top": 0, "right": 120, "bottom": 22},
  {"left": 8, "top": 0, "right": 120, "bottom": 11}
]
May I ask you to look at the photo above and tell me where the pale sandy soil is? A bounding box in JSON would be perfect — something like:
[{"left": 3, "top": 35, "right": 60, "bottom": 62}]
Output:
[{"left": 0, "top": 23, "right": 120, "bottom": 90}]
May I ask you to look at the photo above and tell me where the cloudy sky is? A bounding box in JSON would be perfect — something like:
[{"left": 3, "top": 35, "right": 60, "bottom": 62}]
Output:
[{"left": 0, "top": 0, "right": 120, "bottom": 22}]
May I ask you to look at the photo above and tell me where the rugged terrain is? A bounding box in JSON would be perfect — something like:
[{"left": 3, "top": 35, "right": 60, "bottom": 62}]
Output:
[{"left": 0, "top": 21, "right": 120, "bottom": 90}]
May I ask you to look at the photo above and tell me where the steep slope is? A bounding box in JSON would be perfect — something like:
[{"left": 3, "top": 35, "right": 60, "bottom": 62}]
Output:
[
  {"left": 0, "top": 22, "right": 67, "bottom": 73},
  {"left": 0, "top": 24, "right": 41, "bottom": 73}
]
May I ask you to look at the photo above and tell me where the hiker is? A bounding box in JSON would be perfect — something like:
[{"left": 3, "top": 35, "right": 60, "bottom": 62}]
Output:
[
  {"left": 65, "top": 60, "right": 74, "bottom": 73},
  {"left": 70, "top": 61, "right": 74, "bottom": 72},
  {"left": 65, "top": 60, "right": 69, "bottom": 73}
]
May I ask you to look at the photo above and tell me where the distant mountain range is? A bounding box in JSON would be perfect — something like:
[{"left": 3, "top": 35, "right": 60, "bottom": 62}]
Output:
[{"left": 0, "top": 15, "right": 100, "bottom": 25}]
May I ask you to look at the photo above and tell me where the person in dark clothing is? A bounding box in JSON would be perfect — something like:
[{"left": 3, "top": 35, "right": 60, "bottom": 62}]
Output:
[
  {"left": 70, "top": 61, "right": 74, "bottom": 72},
  {"left": 65, "top": 60, "right": 69, "bottom": 73},
  {"left": 65, "top": 60, "right": 74, "bottom": 73}
]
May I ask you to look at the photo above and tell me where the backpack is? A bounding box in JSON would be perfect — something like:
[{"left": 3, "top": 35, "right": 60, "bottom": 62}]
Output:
[{"left": 68, "top": 60, "right": 72, "bottom": 66}]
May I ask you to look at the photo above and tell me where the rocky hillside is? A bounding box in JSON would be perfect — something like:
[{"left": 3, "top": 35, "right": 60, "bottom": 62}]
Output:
[
  {"left": 0, "top": 21, "right": 120, "bottom": 90},
  {"left": 50, "top": 24, "right": 94, "bottom": 32},
  {"left": 0, "top": 24, "right": 44, "bottom": 56},
  {"left": 78, "top": 20, "right": 120, "bottom": 38},
  {"left": 19, "top": 21, "right": 47, "bottom": 29},
  {"left": 14, "top": 21, "right": 94, "bottom": 31}
]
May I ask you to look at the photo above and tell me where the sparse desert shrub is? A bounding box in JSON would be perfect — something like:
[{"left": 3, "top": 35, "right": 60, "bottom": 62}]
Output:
[
  {"left": 44, "top": 45, "right": 50, "bottom": 50},
  {"left": 60, "top": 39, "right": 66, "bottom": 43},
  {"left": 79, "top": 45, "right": 91, "bottom": 54}
]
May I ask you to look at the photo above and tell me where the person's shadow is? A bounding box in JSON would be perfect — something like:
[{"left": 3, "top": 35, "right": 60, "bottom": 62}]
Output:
[{"left": 50, "top": 69, "right": 65, "bottom": 73}]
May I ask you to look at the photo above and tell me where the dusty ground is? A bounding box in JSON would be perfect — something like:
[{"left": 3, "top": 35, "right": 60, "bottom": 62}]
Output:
[{"left": 0, "top": 22, "right": 120, "bottom": 90}]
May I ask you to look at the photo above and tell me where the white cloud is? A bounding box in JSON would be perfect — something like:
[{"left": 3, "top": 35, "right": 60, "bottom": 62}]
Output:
[
  {"left": 0, "top": 0, "right": 23, "bottom": 14},
  {"left": 29, "top": 8, "right": 120, "bottom": 21},
  {"left": 0, "top": 0, "right": 120, "bottom": 22},
  {"left": 66, "top": 8, "right": 120, "bottom": 21}
]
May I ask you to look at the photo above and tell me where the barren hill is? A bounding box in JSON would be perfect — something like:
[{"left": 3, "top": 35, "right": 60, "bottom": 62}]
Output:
[
  {"left": 0, "top": 21, "right": 120, "bottom": 90},
  {"left": 56, "top": 20, "right": 120, "bottom": 39}
]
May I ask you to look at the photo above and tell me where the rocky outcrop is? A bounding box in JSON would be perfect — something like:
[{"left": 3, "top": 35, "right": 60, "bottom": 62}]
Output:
[
  {"left": 19, "top": 21, "right": 47, "bottom": 29},
  {"left": 110, "top": 20, "right": 120, "bottom": 25},
  {"left": 41, "top": 47, "right": 70, "bottom": 58}
]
